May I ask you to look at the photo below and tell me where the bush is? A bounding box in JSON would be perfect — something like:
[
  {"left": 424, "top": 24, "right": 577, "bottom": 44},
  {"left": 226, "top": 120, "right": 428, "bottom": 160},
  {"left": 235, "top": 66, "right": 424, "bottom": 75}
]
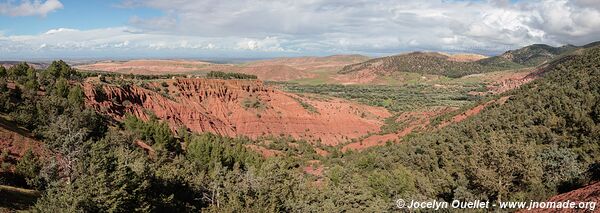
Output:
[
  {"left": 124, "top": 115, "right": 181, "bottom": 153},
  {"left": 242, "top": 97, "right": 265, "bottom": 110},
  {"left": 206, "top": 71, "right": 257, "bottom": 80}
]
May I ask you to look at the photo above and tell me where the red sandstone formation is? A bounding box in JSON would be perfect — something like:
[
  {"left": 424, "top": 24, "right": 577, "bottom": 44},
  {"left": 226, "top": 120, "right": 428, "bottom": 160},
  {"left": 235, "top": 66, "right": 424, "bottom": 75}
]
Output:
[{"left": 84, "top": 78, "right": 390, "bottom": 146}]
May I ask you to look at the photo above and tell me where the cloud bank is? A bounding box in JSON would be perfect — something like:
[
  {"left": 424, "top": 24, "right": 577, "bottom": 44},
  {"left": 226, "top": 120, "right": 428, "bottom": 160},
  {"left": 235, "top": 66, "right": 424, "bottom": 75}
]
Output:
[{"left": 1, "top": 0, "right": 600, "bottom": 59}]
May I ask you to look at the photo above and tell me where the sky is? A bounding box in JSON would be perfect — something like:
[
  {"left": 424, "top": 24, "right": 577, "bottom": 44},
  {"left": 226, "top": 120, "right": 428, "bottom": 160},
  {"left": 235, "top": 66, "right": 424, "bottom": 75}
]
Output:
[{"left": 0, "top": 0, "right": 599, "bottom": 60}]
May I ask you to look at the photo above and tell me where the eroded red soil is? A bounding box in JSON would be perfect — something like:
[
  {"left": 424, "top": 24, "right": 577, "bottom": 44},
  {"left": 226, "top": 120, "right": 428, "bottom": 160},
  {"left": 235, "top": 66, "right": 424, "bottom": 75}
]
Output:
[
  {"left": 76, "top": 56, "right": 368, "bottom": 82},
  {"left": 303, "top": 160, "right": 324, "bottom": 177},
  {"left": 522, "top": 182, "right": 600, "bottom": 213},
  {"left": 0, "top": 117, "right": 52, "bottom": 172},
  {"left": 342, "top": 107, "right": 455, "bottom": 152},
  {"left": 439, "top": 96, "right": 510, "bottom": 128},
  {"left": 84, "top": 78, "right": 390, "bottom": 146},
  {"left": 0, "top": 117, "right": 49, "bottom": 172}
]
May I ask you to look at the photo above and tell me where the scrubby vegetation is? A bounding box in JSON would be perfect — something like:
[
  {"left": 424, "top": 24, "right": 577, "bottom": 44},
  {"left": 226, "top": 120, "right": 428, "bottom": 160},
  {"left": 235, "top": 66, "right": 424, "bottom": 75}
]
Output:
[
  {"left": 497, "top": 44, "right": 578, "bottom": 66},
  {"left": 289, "top": 95, "right": 319, "bottom": 114},
  {"left": 275, "top": 82, "right": 483, "bottom": 112},
  {"left": 207, "top": 71, "right": 257, "bottom": 80},
  {"left": 340, "top": 52, "right": 524, "bottom": 78},
  {"left": 81, "top": 71, "right": 185, "bottom": 81},
  {"left": 340, "top": 44, "right": 581, "bottom": 78},
  {"left": 242, "top": 96, "right": 266, "bottom": 110}
]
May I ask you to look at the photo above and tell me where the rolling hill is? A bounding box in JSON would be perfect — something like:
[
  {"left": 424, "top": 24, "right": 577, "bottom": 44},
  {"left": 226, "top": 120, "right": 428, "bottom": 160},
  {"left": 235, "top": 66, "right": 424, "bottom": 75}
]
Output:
[
  {"left": 339, "top": 44, "right": 584, "bottom": 79},
  {"left": 483, "top": 44, "right": 578, "bottom": 67},
  {"left": 245, "top": 54, "right": 370, "bottom": 70},
  {"left": 75, "top": 55, "right": 370, "bottom": 82},
  {"left": 339, "top": 51, "right": 519, "bottom": 78}
]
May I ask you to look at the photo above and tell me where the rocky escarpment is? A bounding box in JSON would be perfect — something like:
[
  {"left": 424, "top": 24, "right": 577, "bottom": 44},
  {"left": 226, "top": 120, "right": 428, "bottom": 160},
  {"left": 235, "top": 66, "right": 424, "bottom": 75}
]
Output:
[
  {"left": 84, "top": 79, "right": 242, "bottom": 136},
  {"left": 84, "top": 78, "right": 390, "bottom": 145}
]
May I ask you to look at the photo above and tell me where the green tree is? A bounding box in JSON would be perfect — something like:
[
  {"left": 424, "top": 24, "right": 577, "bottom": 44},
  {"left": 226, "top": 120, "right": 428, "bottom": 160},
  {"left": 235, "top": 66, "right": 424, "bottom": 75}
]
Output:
[
  {"left": 0, "top": 65, "right": 7, "bottom": 77},
  {"left": 15, "top": 150, "right": 44, "bottom": 189},
  {"left": 538, "top": 146, "right": 583, "bottom": 192},
  {"left": 67, "top": 85, "right": 85, "bottom": 107},
  {"left": 54, "top": 78, "right": 70, "bottom": 98},
  {"left": 24, "top": 66, "right": 39, "bottom": 92},
  {"left": 47, "top": 60, "right": 76, "bottom": 79},
  {"left": 0, "top": 79, "right": 11, "bottom": 112},
  {"left": 124, "top": 115, "right": 180, "bottom": 153},
  {"left": 8, "top": 62, "right": 29, "bottom": 80},
  {"left": 152, "top": 121, "right": 179, "bottom": 152}
]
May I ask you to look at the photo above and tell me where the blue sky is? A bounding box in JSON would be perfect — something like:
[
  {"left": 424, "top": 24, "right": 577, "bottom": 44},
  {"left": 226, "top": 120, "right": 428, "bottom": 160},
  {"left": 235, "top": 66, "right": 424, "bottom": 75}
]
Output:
[
  {"left": 0, "top": 0, "right": 161, "bottom": 35},
  {"left": 1, "top": 0, "right": 599, "bottom": 60}
]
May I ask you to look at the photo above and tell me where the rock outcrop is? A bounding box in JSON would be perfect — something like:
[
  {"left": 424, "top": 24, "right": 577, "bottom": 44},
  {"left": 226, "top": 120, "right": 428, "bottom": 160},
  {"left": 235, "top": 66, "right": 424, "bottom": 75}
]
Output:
[{"left": 84, "top": 78, "right": 390, "bottom": 145}]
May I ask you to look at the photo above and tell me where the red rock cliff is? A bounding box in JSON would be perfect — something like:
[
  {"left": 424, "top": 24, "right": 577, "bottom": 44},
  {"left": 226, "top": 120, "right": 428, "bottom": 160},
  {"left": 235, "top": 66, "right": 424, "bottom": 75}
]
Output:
[{"left": 84, "top": 78, "right": 390, "bottom": 145}]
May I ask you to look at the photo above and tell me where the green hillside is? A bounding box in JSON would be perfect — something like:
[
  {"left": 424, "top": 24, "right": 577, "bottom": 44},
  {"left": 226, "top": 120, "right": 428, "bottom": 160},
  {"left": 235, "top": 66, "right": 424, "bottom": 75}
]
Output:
[
  {"left": 493, "top": 44, "right": 578, "bottom": 67},
  {"left": 340, "top": 44, "right": 582, "bottom": 78},
  {"left": 339, "top": 52, "right": 521, "bottom": 78},
  {"left": 334, "top": 46, "right": 600, "bottom": 207}
]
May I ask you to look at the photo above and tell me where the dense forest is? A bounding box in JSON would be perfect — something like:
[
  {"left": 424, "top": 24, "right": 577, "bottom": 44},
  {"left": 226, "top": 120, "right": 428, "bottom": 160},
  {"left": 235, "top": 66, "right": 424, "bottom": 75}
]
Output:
[{"left": 0, "top": 45, "right": 599, "bottom": 212}]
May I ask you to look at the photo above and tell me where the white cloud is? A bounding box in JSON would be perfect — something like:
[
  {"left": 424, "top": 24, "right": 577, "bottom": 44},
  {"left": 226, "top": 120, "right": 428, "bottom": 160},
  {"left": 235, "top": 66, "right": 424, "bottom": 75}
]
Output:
[
  {"left": 44, "top": 28, "right": 77, "bottom": 35},
  {"left": 1, "top": 0, "right": 600, "bottom": 59},
  {"left": 118, "top": 0, "right": 600, "bottom": 54},
  {"left": 237, "top": 37, "right": 285, "bottom": 52},
  {"left": 0, "top": 26, "right": 295, "bottom": 58},
  {"left": 0, "top": 0, "right": 63, "bottom": 17}
]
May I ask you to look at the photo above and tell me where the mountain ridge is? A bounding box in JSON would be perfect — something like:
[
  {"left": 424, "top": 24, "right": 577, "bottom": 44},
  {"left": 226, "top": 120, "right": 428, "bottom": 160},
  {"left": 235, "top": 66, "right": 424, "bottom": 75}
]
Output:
[{"left": 339, "top": 42, "right": 597, "bottom": 79}]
